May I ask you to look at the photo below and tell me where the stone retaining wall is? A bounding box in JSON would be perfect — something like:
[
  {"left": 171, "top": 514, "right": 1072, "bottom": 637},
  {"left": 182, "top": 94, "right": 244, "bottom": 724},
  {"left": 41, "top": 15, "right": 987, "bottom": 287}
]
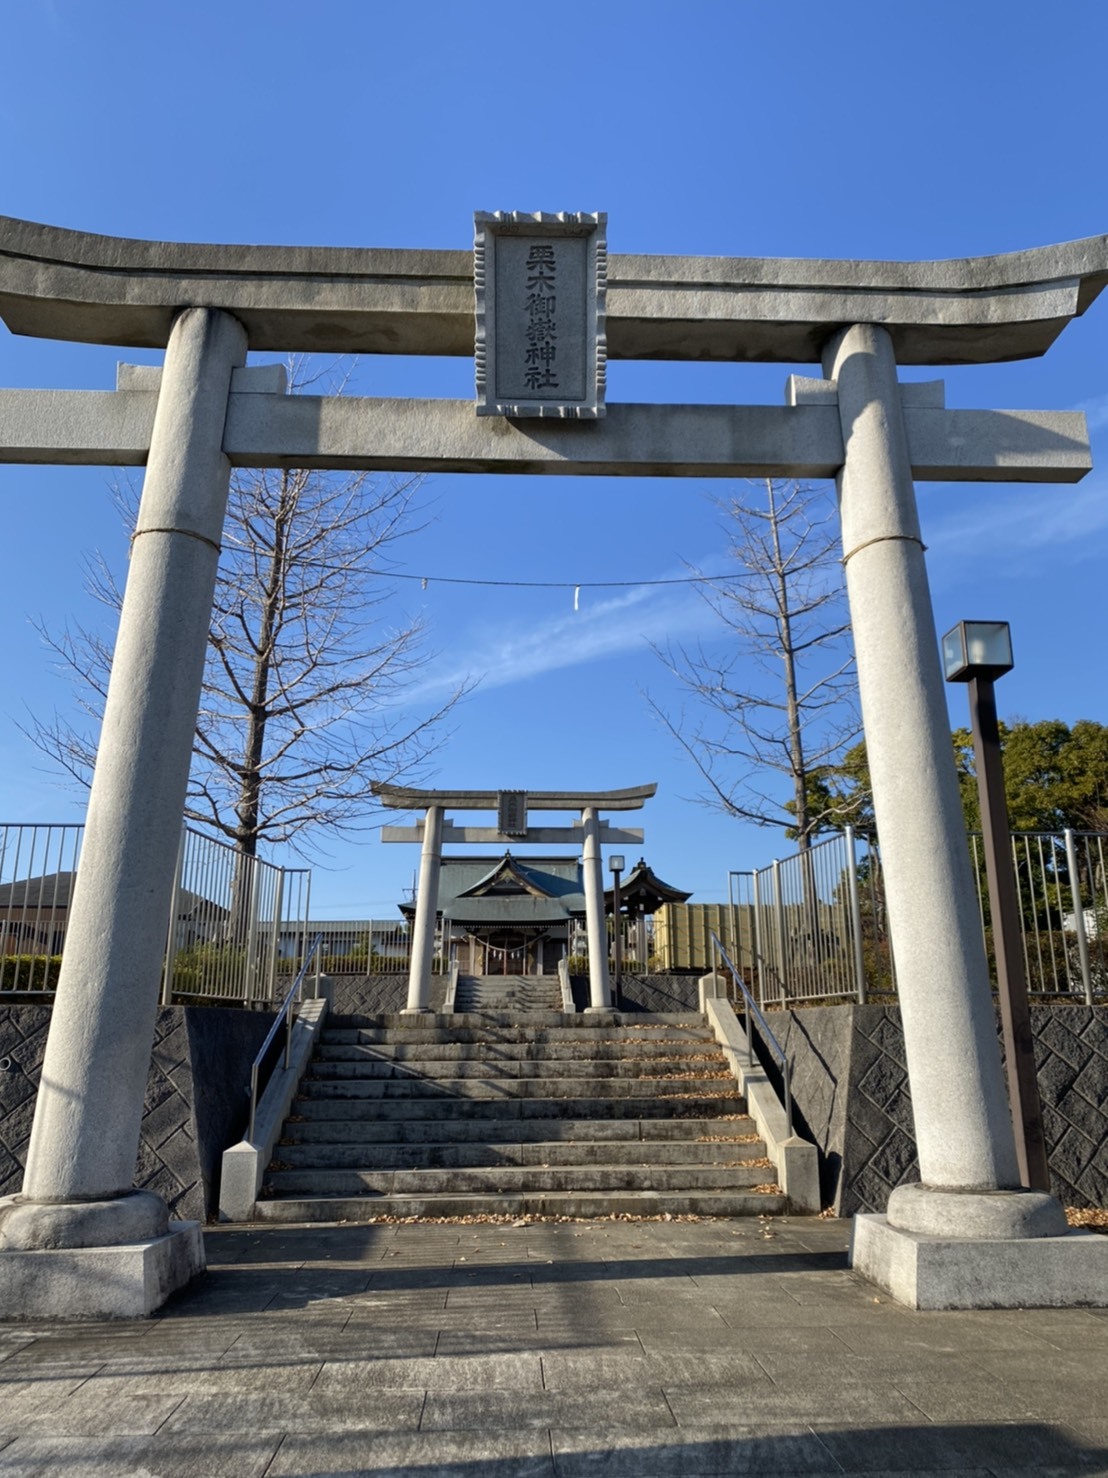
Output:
[
  {"left": 325, "top": 973, "right": 444, "bottom": 1019},
  {"left": 326, "top": 972, "right": 703, "bottom": 1016},
  {"left": 569, "top": 974, "right": 700, "bottom": 1013},
  {"left": 7, "top": 991, "right": 1101, "bottom": 1222},
  {"left": 0, "top": 1004, "right": 270, "bottom": 1222},
  {"left": 775, "top": 1003, "right": 1108, "bottom": 1214}
]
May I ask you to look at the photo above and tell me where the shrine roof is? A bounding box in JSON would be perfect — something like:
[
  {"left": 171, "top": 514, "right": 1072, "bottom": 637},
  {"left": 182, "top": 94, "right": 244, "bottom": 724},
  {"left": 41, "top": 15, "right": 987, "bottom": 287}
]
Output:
[
  {"left": 399, "top": 854, "right": 586, "bottom": 923},
  {"left": 603, "top": 858, "right": 692, "bottom": 914}
]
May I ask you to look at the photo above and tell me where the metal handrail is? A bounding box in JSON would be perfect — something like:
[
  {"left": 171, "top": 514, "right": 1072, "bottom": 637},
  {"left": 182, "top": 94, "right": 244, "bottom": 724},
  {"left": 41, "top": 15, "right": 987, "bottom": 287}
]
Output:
[
  {"left": 443, "top": 945, "right": 460, "bottom": 1011},
  {"left": 709, "top": 930, "right": 794, "bottom": 1137},
  {"left": 246, "top": 932, "right": 324, "bottom": 1144}
]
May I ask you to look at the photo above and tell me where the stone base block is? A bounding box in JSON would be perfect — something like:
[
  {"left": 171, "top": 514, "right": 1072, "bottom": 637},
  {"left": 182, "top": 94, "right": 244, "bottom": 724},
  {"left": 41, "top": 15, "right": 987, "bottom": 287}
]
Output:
[
  {"left": 851, "top": 1213, "right": 1108, "bottom": 1310},
  {"left": 0, "top": 1221, "right": 204, "bottom": 1320}
]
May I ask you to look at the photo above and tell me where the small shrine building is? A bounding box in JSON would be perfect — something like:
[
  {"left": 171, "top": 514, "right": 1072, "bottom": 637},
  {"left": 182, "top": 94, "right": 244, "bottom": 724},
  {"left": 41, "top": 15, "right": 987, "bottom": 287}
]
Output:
[{"left": 397, "top": 851, "right": 692, "bottom": 978}]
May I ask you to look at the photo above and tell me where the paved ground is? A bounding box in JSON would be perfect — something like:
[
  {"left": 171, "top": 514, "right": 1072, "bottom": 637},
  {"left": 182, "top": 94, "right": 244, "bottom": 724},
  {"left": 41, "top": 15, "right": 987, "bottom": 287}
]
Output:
[{"left": 1, "top": 1215, "right": 1107, "bottom": 1476}]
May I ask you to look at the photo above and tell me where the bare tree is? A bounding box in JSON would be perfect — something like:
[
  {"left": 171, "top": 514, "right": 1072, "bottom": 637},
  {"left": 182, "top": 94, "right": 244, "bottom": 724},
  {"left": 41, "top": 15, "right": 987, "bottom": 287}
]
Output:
[
  {"left": 24, "top": 367, "right": 463, "bottom": 860},
  {"left": 647, "top": 477, "right": 859, "bottom": 850}
]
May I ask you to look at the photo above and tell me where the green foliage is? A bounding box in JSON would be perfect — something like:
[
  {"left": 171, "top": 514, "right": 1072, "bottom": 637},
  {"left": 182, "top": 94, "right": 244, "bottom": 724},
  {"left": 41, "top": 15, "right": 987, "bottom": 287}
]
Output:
[
  {"left": 820, "top": 719, "right": 1108, "bottom": 838},
  {"left": 953, "top": 718, "right": 1108, "bottom": 834},
  {"left": 0, "top": 954, "right": 62, "bottom": 991},
  {"left": 319, "top": 949, "right": 403, "bottom": 975},
  {"left": 165, "top": 940, "right": 249, "bottom": 997}
]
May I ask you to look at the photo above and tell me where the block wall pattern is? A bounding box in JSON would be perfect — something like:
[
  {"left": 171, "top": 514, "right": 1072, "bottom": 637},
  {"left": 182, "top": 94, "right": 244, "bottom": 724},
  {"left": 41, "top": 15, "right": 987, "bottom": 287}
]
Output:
[
  {"left": 778, "top": 1003, "right": 1108, "bottom": 1214},
  {"left": 0, "top": 1004, "right": 270, "bottom": 1221}
]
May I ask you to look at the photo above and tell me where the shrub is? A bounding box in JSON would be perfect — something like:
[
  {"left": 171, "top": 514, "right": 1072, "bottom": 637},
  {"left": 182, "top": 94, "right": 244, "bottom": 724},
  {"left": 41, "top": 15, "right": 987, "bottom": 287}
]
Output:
[{"left": 0, "top": 954, "right": 61, "bottom": 991}]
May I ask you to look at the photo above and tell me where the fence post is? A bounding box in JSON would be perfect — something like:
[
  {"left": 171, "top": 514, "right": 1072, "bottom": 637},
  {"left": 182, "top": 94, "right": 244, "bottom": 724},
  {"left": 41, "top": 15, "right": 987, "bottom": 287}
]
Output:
[
  {"left": 751, "top": 869, "right": 766, "bottom": 1006},
  {"left": 160, "top": 828, "right": 187, "bottom": 1007},
  {"left": 305, "top": 875, "right": 321, "bottom": 997},
  {"left": 244, "top": 859, "right": 262, "bottom": 1008},
  {"left": 266, "top": 869, "right": 285, "bottom": 1008},
  {"left": 772, "top": 859, "right": 787, "bottom": 1003},
  {"left": 1064, "top": 827, "right": 1094, "bottom": 1005},
  {"left": 844, "top": 825, "right": 868, "bottom": 1005}
]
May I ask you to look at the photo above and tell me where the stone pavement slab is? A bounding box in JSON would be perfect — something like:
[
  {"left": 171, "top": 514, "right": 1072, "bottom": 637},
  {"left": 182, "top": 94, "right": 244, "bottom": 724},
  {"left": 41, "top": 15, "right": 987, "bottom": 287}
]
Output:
[{"left": 0, "top": 1216, "right": 1106, "bottom": 1475}]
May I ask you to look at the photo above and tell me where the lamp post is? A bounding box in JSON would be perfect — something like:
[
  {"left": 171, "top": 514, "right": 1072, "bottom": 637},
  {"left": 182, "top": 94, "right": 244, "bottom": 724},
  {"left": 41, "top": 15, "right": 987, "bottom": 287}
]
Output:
[
  {"left": 941, "top": 620, "right": 1050, "bottom": 1192},
  {"left": 609, "top": 854, "right": 625, "bottom": 1010}
]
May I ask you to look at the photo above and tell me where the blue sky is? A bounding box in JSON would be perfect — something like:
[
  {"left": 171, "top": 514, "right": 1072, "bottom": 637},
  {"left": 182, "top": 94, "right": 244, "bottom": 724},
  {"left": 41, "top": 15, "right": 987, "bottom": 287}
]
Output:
[{"left": 2, "top": 1, "right": 1107, "bottom": 917}]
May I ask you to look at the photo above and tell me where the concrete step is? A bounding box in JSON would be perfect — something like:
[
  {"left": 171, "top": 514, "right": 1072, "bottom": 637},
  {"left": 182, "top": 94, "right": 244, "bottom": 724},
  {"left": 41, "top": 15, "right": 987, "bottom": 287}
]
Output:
[
  {"left": 251, "top": 1188, "right": 789, "bottom": 1221},
  {"left": 296, "top": 1074, "right": 740, "bottom": 1100},
  {"left": 262, "top": 1162, "right": 773, "bottom": 1197},
  {"left": 278, "top": 1115, "right": 753, "bottom": 1145},
  {"left": 456, "top": 977, "right": 561, "bottom": 993},
  {"left": 290, "top": 1093, "right": 747, "bottom": 1122},
  {"left": 273, "top": 1136, "right": 766, "bottom": 1170},
  {"left": 256, "top": 1005, "right": 790, "bottom": 1224},
  {"left": 333, "top": 1012, "right": 706, "bottom": 1039},
  {"left": 315, "top": 1038, "right": 720, "bottom": 1062},
  {"left": 307, "top": 1055, "right": 729, "bottom": 1081}
]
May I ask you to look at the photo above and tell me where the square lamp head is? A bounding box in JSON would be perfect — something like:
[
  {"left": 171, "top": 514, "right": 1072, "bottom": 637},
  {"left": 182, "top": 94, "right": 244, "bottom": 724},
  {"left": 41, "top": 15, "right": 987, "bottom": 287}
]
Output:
[
  {"left": 608, "top": 854, "right": 626, "bottom": 876},
  {"left": 941, "top": 621, "right": 1014, "bottom": 683}
]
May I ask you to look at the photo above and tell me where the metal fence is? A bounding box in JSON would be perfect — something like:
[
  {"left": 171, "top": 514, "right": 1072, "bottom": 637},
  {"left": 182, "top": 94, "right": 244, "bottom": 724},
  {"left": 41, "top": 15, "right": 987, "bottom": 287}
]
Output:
[
  {"left": 969, "top": 830, "right": 1107, "bottom": 1000},
  {"left": 0, "top": 821, "right": 311, "bottom": 1007},
  {"left": 307, "top": 920, "right": 416, "bottom": 974},
  {"left": 731, "top": 826, "right": 1108, "bottom": 1008},
  {"left": 569, "top": 916, "right": 666, "bottom": 975}
]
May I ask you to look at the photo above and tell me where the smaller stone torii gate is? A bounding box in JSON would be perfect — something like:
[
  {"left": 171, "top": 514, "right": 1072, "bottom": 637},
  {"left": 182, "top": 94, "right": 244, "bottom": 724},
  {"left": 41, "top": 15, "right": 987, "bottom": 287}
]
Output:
[
  {"left": 373, "top": 783, "right": 654, "bottom": 1012},
  {"left": 0, "top": 213, "right": 1107, "bottom": 1316}
]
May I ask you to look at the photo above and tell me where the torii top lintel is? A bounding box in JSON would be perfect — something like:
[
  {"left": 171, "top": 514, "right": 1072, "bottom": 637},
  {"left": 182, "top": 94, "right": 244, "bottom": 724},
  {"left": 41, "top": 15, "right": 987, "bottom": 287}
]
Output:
[
  {"left": 2, "top": 216, "right": 1107, "bottom": 365},
  {"left": 372, "top": 783, "right": 656, "bottom": 812}
]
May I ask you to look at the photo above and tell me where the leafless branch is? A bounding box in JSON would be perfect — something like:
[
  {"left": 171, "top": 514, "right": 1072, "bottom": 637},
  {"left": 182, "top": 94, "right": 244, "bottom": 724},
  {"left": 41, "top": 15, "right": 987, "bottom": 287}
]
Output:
[
  {"left": 24, "top": 359, "right": 468, "bottom": 861},
  {"left": 646, "top": 478, "right": 859, "bottom": 847}
]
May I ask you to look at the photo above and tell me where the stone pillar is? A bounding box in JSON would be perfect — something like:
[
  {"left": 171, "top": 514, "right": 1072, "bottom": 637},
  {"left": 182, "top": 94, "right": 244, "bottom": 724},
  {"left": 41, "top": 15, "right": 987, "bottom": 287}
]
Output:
[
  {"left": 0, "top": 308, "right": 246, "bottom": 1306},
  {"left": 405, "top": 805, "right": 443, "bottom": 1013},
  {"left": 825, "top": 323, "right": 1064, "bottom": 1244},
  {"left": 581, "top": 807, "right": 612, "bottom": 1011}
]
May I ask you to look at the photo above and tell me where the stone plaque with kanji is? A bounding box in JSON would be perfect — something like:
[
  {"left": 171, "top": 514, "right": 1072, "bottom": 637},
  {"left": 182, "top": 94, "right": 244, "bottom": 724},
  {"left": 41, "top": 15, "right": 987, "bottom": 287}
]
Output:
[
  {"left": 497, "top": 790, "right": 528, "bottom": 837},
  {"left": 474, "top": 211, "right": 606, "bottom": 419}
]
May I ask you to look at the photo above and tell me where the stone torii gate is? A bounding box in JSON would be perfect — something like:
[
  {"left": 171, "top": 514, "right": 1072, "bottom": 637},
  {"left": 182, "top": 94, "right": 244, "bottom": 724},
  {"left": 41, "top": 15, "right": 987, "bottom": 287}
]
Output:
[
  {"left": 372, "top": 783, "right": 653, "bottom": 1013},
  {"left": 0, "top": 214, "right": 1106, "bottom": 1315}
]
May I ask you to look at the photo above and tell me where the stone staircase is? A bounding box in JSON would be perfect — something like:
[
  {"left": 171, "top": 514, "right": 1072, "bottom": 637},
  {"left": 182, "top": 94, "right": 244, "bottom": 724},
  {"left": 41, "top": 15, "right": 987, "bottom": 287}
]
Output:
[
  {"left": 255, "top": 1011, "right": 788, "bottom": 1221},
  {"left": 453, "top": 973, "right": 562, "bottom": 1012}
]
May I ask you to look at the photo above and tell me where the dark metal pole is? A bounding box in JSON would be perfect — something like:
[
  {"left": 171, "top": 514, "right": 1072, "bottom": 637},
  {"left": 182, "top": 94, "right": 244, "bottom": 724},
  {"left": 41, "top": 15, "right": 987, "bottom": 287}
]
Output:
[
  {"left": 612, "top": 868, "right": 623, "bottom": 1010},
  {"left": 968, "top": 674, "right": 1051, "bottom": 1192}
]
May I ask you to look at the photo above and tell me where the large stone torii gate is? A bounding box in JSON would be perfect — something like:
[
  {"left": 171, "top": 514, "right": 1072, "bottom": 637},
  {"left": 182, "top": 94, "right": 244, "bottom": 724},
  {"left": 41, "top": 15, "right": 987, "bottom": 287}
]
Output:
[{"left": 0, "top": 214, "right": 1106, "bottom": 1316}]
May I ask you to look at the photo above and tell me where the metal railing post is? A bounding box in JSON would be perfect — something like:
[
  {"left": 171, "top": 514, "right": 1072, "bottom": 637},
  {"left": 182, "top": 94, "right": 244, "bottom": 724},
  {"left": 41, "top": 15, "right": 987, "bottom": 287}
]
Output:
[
  {"left": 245, "top": 859, "right": 261, "bottom": 1008},
  {"left": 267, "top": 869, "right": 285, "bottom": 1008},
  {"left": 772, "top": 859, "right": 787, "bottom": 1003},
  {"left": 752, "top": 869, "right": 766, "bottom": 1007},
  {"left": 1065, "top": 827, "right": 1094, "bottom": 1005},
  {"left": 160, "top": 827, "right": 187, "bottom": 1006},
  {"left": 844, "top": 825, "right": 868, "bottom": 1005}
]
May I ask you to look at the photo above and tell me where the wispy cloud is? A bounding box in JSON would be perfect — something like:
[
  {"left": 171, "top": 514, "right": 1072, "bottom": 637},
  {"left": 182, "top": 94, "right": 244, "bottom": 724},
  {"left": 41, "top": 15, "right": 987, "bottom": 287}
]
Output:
[
  {"left": 405, "top": 567, "right": 722, "bottom": 704},
  {"left": 1074, "top": 392, "right": 1108, "bottom": 432},
  {"left": 923, "top": 476, "right": 1108, "bottom": 572}
]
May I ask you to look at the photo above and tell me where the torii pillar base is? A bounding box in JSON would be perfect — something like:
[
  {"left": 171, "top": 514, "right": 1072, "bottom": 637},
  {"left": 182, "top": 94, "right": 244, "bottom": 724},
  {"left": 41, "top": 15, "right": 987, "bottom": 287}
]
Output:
[
  {"left": 852, "top": 1216, "right": 1108, "bottom": 1312},
  {"left": 0, "top": 1194, "right": 204, "bottom": 1319},
  {"left": 851, "top": 1185, "right": 1108, "bottom": 1310}
]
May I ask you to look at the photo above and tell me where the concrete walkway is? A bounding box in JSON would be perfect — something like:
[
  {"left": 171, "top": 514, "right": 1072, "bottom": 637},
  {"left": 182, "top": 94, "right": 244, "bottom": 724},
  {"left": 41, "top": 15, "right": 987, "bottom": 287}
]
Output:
[{"left": 1, "top": 1216, "right": 1107, "bottom": 1475}]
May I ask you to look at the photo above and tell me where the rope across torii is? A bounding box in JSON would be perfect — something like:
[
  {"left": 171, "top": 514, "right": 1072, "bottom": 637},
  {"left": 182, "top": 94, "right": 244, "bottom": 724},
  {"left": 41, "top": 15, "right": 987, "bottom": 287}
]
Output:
[{"left": 0, "top": 213, "right": 1106, "bottom": 1317}]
